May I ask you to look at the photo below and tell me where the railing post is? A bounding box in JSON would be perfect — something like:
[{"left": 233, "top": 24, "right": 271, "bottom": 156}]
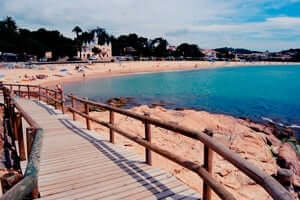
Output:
[
  {"left": 18, "top": 85, "right": 21, "bottom": 97},
  {"left": 12, "top": 107, "right": 19, "bottom": 141},
  {"left": 54, "top": 91, "right": 58, "bottom": 109},
  {"left": 27, "top": 85, "right": 30, "bottom": 99},
  {"left": 84, "top": 98, "right": 91, "bottom": 130},
  {"left": 144, "top": 113, "right": 152, "bottom": 166},
  {"left": 60, "top": 89, "right": 65, "bottom": 114},
  {"left": 109, "top": 111, "right": 115, "bottom": 144},
  {"left": 71, "top": 94, "right": 76, "bottom": 121},
  {"left": 16, "top": 113, "right": 26, "bottom": 161},
  {"left": 38, "top": 85, "right": 41, "bottom": 101},
  {"left": 26, "top": 128, "right": 34, "bottom": 161},
  {"left": 203, "top": 129, "right": 214, "bottom": 200},
  {"left": 25, "top": 128, "right": 40, "bottom": 198},
  {"left": 46, "top": 87, "right": 49, "bottom": 104}
]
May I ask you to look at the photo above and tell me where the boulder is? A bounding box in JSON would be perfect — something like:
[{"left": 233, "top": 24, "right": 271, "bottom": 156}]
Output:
[
  {"left": 277, "top": 168, "right": 293, "bottom": 186},
  {"left": 107, "top": 97, "right": 134, "bottom": 107},
  {"left": 278, "top": 143, "right": 300, "bottom": 188}
]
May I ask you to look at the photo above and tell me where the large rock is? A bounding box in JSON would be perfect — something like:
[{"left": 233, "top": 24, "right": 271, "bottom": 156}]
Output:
[
  {"left": 278, "top": 143, "right": 300, "bottom": 187},
  {"left": 229, "top": 131, "right": 277, "bottom": 175}
]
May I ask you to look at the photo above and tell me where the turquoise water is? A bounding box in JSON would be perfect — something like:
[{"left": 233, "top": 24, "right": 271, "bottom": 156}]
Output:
[{"left": 63, "top": 65, "right": 300, "bottom": 131}]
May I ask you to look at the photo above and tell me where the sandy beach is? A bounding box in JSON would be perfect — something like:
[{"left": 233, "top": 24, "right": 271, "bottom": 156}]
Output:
[{"left": 0, "top": 61, "right": 298, "bottom": 87}]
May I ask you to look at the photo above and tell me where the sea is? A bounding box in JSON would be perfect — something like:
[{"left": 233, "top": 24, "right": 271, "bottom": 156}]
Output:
[{"left": 63, "top": 65, "right": 300, "bottom": 138}]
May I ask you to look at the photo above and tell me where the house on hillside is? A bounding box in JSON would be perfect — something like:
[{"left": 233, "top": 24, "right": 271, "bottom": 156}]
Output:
[
  {"left": 201, "top": 49, "right": 217, "bottom": 60},
  {"left": 78, "top": 33, "right": 112, "bottom": 61}
]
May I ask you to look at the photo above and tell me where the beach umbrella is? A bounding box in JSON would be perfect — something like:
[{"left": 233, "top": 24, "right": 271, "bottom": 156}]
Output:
[{"left": 60, "top": 69, "right": 68, "bottom": 72}]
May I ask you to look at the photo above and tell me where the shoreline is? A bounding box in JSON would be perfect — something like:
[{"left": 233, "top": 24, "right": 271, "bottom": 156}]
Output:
[
  {"left": 1, "top": 60, "right": 299, "bottom": 134},
  {"left": 45, "top": 61, "right": 300, "bottom": 87},
  {"left": 1, "top": 61, "right": 299, "bottom": 88}
]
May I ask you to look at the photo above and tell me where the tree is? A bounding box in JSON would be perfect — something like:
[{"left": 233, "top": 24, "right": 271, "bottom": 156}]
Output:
[
  {"left": 92, "top": 47, "right": 101, "bottom": 55},
  {"left": 176, "top": 43, "right": 204, "bottom": 58},
  {"left": 150, "top": 37, "right": 168, "bottom": 57},
  {"left": 92, "top": 27, "right": 110, "bottom": 45},
  {"left": 2, "top": 16, "right": 17, "bottom": 31},
  {"left": 72, "top": 26, "right": 82, "bottom": 38}
]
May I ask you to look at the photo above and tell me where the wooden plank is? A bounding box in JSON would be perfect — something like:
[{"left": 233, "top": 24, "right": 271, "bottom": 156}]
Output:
[
  {"left": 38, "top": 154, "right": 140, "bottom": 176},
  {"left": 40, "top": 150, "right": 137, "bottom": 166},
  {"left": 39, "top": 162, "right": 152, "bottom": 187},
  {"left": 40, "top": 170, "right": 170, "bottom": 200},
  {"left": 39, "top": 152, "right": 138, "bottom": 172},
  {"left": 41, "top": 165, "right": 158, "bottom": 194},
  {"left": 142, "top": 184, "right": 191, "bottom": 200},
  {"left": 42, "top": 147, "right": 133, "bottom": 162},
  {"left": 76, "top": 173, "right": 177, "bottom": 200},
  {"left": 38, "top": 158, "right": 145, "bottom": 184},
  {"left": 108, "top": 176, "right": 180, "bottom": 200},
  {"left": 164, "top": 189, "right": 200, "bottom": 200},
  {"left": 181, "top": 192, "right": 202, "bottom": 200}
]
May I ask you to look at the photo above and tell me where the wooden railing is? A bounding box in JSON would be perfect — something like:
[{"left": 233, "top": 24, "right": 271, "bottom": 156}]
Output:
[
  {"left": 0, "top": 85, "right": 44, "bottom": 199},
  {"left": 3, "top": 83, "right": 65, "bottom": 113},
  {"left": 0, "top": 82, "right": 293, "bottom": 200},
  {"left": 68, "top": 94, "right": 293, "bottom": 200}
]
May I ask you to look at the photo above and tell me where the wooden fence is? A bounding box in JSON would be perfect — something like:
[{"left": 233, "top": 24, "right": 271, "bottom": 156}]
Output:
[
  {"left": 0, "top": 85, "right": 44, "bottom": 199},
  {"left": 0, "top": 82, "right": 293, "bottom": 200},
  {"left": 67, "top": 94, "right": 292, "bottom": 200}
]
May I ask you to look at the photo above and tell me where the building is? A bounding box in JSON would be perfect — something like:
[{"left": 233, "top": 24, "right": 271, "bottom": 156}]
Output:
[
  {"left": 45, "top": 51, "right": 52, "bottom": 60},
  {"left": 201, "top": 49, "right": 217, "bottom": 60},
  {"left": 167, "top": 45, "right": 176, "bottom": 52},
  {"left": 0, "top": 53, "right": 17, "bottom": 62},
  {"left": 78, "top": 33, "right": 112, "bottom": 61}
]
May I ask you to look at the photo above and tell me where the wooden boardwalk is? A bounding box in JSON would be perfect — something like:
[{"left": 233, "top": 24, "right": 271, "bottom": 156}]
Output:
[{"left": 17, "top": 98, "right": 201, "bottom": 200}]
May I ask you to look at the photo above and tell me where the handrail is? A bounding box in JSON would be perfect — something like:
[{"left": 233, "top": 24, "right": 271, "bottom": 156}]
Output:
[
  {"left": 3, "top": 83, "right": 38, "bottom": 88},
  {"left": 12, "top": 98, "right": 41, "bottom": 128},
  {"left": 3, "top": 83, "right": 65, "bottom": 113},
  {"left": 68, "top": 106, "right": 236, "bottom": 200},
  {"left": 0, "top": 129, "right": 43, "bottom": 200},
  {"left": 0, "top": 86, "right": 44, "bottom": 200},
  {"left": 68, "top": 94, "right": 293, "bottom": 200}
]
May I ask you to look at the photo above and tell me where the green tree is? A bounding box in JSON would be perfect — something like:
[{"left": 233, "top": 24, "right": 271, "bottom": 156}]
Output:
[
  {"left": 72, "top": 26, "right": 82, "bottom": 38},
  {"left": 150, "top": 37, "right": 168, "bottom": 57},
  {"left": 92, "top": 27, "right": 110, "bottom": 45},
  {"left": 2, "top": 16, "right": 17, "bottom": 31},
  {"left": 92, "top": 47, "right": 101, "bottom": 55},
  {"left": 176, "top": 43, "right": 204, "bottom": 58}
]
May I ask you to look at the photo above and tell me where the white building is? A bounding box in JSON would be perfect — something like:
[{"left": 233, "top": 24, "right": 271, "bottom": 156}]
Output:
[
  {"left": 201, "top": 49, "right": 217, "bottom": 60},
  {"left": 78, "top": 33, "right": 112, "bottom": 61}
]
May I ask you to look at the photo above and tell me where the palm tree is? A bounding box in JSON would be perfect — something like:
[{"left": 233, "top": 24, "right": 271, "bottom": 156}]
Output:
[
  {"left": 92, "top": 27, "right": 110, "bottom": 45},
  {"left": 72, "top": 26, "right": 83, "bottom": 58},
  {"left": 3, "top": 16, "right": 17, "bottom": 31},
  {"left": 72, "top": 26, "right": 82, "bottom": 38}
]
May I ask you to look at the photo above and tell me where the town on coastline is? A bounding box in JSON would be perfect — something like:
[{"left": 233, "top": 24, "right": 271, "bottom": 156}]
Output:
[{"left": 1, "top": 17, "right": 300, "bottom": 64}]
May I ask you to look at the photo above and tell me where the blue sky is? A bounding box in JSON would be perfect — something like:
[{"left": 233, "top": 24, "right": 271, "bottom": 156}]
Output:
[{"left": 1, "top": 0, "right": 300, "bottom": 51}]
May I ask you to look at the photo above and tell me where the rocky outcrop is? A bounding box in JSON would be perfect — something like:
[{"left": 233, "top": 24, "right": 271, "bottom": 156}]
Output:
[
  {"left": 278, "top": 143, "right": 300, "bottom": 189},
  {"left": 106, "top": 97, "right": 135, "bottom": 107}
]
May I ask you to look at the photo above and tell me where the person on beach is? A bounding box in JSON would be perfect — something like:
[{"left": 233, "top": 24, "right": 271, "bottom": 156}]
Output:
[{"left": 56, "top": 84, "right": 62, "bottom": 92}]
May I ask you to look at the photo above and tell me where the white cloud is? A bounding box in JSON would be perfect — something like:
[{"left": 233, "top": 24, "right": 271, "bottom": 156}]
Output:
[{"left": 0, "top": 0, "right": 300, "bottom": 51}]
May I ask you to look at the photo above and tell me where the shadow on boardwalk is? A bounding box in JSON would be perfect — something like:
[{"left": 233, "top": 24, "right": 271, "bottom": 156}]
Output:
[
  {"left": 32, "top": 99, "right": 201, "bottom": 199},
  {"left": 58, "top": 118, "right": 200, "bottom": 199}
]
